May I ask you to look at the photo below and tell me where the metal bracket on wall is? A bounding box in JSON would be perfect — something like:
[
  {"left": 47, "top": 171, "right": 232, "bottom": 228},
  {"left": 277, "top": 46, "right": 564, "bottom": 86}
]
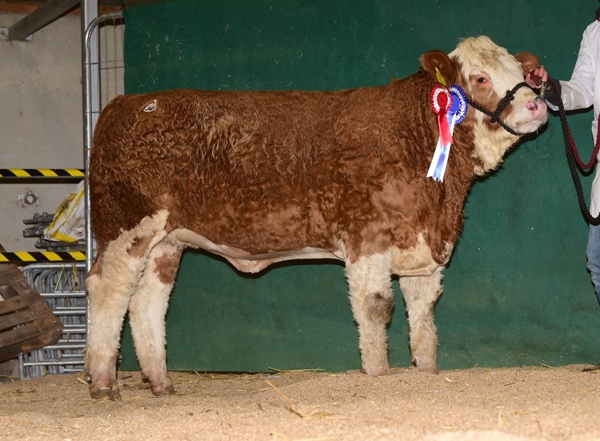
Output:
[
  {"left": 0, "top": 27, "right": 32, "bottom": 42},
  {"left": 0, "top": 0, "right": 81, "bottom": 42}
]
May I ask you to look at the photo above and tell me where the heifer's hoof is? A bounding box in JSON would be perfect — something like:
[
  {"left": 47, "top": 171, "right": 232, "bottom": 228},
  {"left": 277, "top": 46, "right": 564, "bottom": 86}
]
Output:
[
  {"left": 412, "top": 357, "right": 439, "bottom": 374},
  {"left": 151, "top": 383, "right": 176, "bottom": 397},
  {"left": 142, "top": 373, "right": 176, "bottom": 396},
  {"left": 89, "top": 385, "right": 122, "bottom": 402},
  {"left": 360, "top": 364, "right": 389, "bottom": 377}
]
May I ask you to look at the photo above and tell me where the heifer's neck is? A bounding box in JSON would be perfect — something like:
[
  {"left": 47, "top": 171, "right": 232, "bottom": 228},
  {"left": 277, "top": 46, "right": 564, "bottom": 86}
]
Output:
[{"left": 471, "top": 121, "right": 519, "bottom": 176}]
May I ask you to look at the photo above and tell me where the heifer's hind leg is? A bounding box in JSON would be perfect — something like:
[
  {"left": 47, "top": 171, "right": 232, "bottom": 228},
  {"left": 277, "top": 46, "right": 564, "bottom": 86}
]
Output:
[
  {"left": 85, "top": 211, "right": 169, "bottom": 401},
  {"left": 399, "top": 267, "right": 443, "bottom": 374},
  {"left": 346, "top": 252, "right": 394, "bottom": 376},
  {"left": 128, "top": 236, "right": 182, "bottom": 396}
]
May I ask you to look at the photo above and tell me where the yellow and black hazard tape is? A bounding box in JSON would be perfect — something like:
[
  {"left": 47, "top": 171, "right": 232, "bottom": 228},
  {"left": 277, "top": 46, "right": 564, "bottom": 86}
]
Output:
[
  {"left": 0, "top": 169, "right": 84, "bottom": 178},
  {"left": 0, "top": 251, "right": 86, "bottom": 264}
]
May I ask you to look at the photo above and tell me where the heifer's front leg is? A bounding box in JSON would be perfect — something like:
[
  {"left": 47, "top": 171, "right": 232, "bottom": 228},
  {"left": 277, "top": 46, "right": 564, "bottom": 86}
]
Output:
[
  {"left": 399, "top": 267, "right": 443, "bottom": 374},
  {"left": 128, "top": 237, "right": 182, "bottom": 397},
  {"left": 346, "top": 252, "right": 394, "bottom": 376}
]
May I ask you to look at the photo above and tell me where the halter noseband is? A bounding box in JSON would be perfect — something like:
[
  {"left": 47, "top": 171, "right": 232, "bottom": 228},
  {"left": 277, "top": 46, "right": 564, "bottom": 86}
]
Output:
[{"left": 466, "top": 82, "right": 531, "bottom": 136}]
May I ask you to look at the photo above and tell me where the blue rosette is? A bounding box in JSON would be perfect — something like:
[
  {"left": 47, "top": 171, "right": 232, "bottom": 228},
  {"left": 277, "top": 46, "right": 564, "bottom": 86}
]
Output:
[{"left": 449, "top": 85, "right": 467, "bottom": 124}]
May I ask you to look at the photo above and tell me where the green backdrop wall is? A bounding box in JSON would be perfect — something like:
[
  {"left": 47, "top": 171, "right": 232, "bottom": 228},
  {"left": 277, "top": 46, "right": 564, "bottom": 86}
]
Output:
[{"left": 118, "top": 0, "right": 600, "bottom": 372}]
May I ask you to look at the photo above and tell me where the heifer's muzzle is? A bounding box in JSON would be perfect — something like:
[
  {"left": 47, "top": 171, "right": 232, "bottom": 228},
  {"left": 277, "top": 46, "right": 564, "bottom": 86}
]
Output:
[{"left": 466, "top": 82, "right": 531, "bottom": 136}]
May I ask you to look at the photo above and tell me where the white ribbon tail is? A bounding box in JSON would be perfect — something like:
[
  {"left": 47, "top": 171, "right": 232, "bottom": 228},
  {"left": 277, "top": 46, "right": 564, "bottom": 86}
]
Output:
[
  {"left": 427, "top": 137, "right": 443, "bottom": 179},
  {"left": 427, "top": 114, "right": 457, "bottom": 182}
]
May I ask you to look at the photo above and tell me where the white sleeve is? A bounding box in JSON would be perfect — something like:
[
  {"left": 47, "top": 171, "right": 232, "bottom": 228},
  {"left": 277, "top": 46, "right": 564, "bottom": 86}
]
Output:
[{"left": 560, "top": 25, "right": 596, "bottom": 111}]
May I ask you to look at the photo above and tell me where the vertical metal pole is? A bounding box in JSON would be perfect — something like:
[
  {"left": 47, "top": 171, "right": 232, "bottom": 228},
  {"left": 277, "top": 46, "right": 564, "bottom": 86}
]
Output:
[
  {"left": 82, "top": 9, "right": 124, "bottom": 338},
  {"left": 82, "top": 0, "right": 99, "bottom": 276}
]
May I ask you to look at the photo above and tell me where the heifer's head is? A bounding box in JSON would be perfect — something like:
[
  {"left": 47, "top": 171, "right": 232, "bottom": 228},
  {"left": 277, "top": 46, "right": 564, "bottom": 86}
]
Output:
[{"left": 420, "top": 36, "right": 548, "bottom": 175}]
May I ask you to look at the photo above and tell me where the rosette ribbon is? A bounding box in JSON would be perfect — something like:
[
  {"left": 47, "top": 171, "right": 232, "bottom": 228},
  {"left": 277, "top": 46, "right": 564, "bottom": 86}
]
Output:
[
  {"left": 431, "top": 85, "right": 453, "bottom": 146},
  {"left": 427, "top": 84, "right": 468, "bottom": 181}
]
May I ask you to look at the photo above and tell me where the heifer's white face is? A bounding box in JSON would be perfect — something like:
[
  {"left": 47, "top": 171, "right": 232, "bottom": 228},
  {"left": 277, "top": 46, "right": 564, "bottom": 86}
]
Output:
[{"left": 449, "top": 36, "right": 548, "bottom": 173}]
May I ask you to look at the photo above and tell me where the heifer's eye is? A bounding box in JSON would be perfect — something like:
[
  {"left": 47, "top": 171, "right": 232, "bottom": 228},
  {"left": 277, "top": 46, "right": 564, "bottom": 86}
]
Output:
[{"left": 476, "top": 77, "right": 487, "bottom": 83}]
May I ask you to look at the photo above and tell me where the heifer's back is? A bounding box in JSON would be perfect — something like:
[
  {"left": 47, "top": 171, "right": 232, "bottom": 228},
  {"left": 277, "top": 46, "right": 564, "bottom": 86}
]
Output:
[{"left": 85, "top": 36, "right": 547, "bottom": 400}]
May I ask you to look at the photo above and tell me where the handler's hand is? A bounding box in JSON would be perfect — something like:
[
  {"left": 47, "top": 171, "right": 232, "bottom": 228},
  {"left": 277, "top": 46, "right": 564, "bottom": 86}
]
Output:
[{"left": 526, "top": 66, "right": 548, "bottom": 89}]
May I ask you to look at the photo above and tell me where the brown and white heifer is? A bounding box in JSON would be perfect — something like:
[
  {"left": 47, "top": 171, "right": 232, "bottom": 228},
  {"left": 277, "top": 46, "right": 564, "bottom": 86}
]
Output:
[{"left": 85, "top": 36, "right": 547, "bottom": 400}]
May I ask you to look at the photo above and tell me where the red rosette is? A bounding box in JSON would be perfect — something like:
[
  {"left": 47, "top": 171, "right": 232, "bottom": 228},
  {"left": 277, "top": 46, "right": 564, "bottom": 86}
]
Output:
[{"left": 431, "top": 85, "right": 453, "bottom": 146}]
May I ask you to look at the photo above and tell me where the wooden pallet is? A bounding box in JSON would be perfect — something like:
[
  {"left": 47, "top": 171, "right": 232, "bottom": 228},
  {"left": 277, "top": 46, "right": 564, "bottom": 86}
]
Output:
[{"left": 0, "top": 253, "right": 64, "bottom": 363}]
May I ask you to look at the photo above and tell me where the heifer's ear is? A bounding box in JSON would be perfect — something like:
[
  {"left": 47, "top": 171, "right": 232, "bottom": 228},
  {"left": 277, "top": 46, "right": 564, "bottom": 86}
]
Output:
[
  {"left": 420, "top": 50, "right": 459, "bottom": 85},
  {"left": 515, "top": 51, "right": 541, "bottom": 77}
]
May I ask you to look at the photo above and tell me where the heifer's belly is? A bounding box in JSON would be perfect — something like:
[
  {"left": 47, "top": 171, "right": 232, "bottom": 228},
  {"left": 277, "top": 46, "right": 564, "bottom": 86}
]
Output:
[
  {"left": 171, "top": 228, "right": 345, "bottom": 273},
  {"left": 171, "top": 229, "right": 448, "bottom": 276}
]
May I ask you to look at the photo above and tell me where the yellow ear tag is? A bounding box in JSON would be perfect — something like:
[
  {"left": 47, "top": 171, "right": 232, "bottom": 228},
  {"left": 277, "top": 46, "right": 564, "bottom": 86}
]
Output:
[{"left": 435, "top": 67, "right": 446, "bottom": 86}]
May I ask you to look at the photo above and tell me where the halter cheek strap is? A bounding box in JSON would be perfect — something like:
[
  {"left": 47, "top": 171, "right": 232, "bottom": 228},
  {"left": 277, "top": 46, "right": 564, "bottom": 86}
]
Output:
[{"left": 466, "top": 82, "right": 531, "bottom": 136}]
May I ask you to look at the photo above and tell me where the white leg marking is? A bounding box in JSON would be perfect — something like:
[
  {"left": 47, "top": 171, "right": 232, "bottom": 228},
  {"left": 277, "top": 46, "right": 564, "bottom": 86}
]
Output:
[
  {"left": 346, "top": 251, "right": 394, "bottom": 376},
  {"left": 85, "top": 210, "right": 170, "bottom": 400},
  {"left": 399, "top": 267, "right": 443, "bottom": 374},
  {"left": 129, "top": 239, "right": 181, "bottom": 396}
]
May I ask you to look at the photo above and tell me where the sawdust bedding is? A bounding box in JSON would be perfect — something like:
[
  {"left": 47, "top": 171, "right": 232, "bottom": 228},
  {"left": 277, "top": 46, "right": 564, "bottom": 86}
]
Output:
[{"left": 1, "top": 364, "right": 600, "bottom": 441}]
